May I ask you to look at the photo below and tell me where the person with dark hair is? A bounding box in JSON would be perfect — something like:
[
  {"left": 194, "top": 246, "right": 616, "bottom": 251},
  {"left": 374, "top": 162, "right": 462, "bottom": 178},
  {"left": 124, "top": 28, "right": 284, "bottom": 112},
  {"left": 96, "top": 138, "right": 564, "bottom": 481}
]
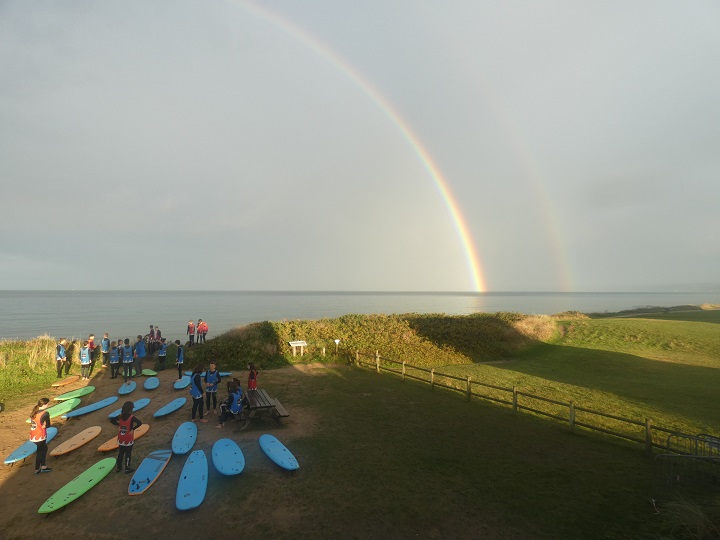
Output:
[
  {"left": 157, "top": 337, "right": 167, "bottom": 371},
  {"left": 79, "top": 340, "right": 91, "bottom": 380},
  {"left": 133, "top": 335, "right": 146, "bottom": 376},
  {"left": 187, "top": 320, "right": 195, "bottom": 347},
  {"left": 29, "top": 398, "right": 52, "bottom": 475},
  {"left": 190, "top": 364, "right": 207, "bottom": 423},
  {"left": 204, "top": 362, "right": 221, "bottom": 414},
  {"left": 108, "top": 340, "right": 120, "bottom": 379},
  {"left": 110, "top": 401, "right": 142, "bottom": 473},
  {"left": 216, "top": 382, "right": 244, "bottom": 428},
  {"left": 247, "top": 362, "right": 259, "bottom": 390},
  {"left": 100, "top": 333, "right": 110, "bottom": 367},
  {"left": 175, "top": 339, "right": 184, "bottom": 381},
  {"left": 122, "top": 338, "right": 134, "bottom": 384},
  {"left": 55, "top": 338, "right": 69, "bottom": 378}
]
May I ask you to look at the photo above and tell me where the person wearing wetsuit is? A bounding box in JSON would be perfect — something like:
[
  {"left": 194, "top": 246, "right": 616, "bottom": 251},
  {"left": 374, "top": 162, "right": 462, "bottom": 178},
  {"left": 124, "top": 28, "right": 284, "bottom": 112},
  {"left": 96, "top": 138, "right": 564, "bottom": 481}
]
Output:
[
  {"left": 29, "top": 398, "right": 52, "bottom": 475},
  {"left": 204, "top": 362, "right": 221, "bottom": 414},
  {"left": 190, "top": 366, "right": 207, "bottom": 423},
  {"left": 122, "top": 338, "right": 134, "bottom": 383},
  {"left": 216, "top": 382, "right": 244, "bottom": 428},
  {"left": 55, "top": 338, "right": 68, "bottom": 378},
  {"left": 110, "top": 401, "right": 142, "bottom": 473}
]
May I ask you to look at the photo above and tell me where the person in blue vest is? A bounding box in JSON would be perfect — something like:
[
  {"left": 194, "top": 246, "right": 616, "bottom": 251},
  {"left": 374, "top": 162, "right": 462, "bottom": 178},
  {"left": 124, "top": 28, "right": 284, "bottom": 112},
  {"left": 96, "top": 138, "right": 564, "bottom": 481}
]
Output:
[
  {"left": 100, "top": 333, "right": 110, "bottom": 367},
  {"left": 133, "top": 335, "right": 146, "bottom": 376},
  {"left": 157, "top": 337, "right": 168, "bottom": 371},
  {"left": 55, "top": 338, "right": 68, "bottom": 378},
  {"left": 174, "top": 339, "right": 184, "bottom": 381},
  {"left": 189, "top": 364, "right": 207, "bottom": 423},
  {"left": 108, "top": 340, "right": 120, "bottom": 379},
  {"left": 79, "top": 340, "right": 91, "bottom": 380},
  {"left": 122, "top": 338, "right": 134, "bottom": 384},
  {"left": 216, "top": 381, "right": 244, "bottom": 428},
  {"left": 204, "top": 362, "right": 221, "bottom": 415}
]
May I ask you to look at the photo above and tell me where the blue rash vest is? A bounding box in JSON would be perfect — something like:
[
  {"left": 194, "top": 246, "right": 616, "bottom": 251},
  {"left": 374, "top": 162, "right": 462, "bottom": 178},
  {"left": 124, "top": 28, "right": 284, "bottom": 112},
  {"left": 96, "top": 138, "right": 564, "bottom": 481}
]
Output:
[
  {"left": 190, "top": 373, "right": 203, "bottom": 399},
  {"left": 204, "top": 369, "right": 220, "bottom": 393},
  {"left": 109, "top": 347, "right": 119, "bottom": 364},
  {"left": 122, "top": 345, "right": 134, "bottom": 363},
  {"left": 79, "top": 346, "right": 91, "bottom": 365}
]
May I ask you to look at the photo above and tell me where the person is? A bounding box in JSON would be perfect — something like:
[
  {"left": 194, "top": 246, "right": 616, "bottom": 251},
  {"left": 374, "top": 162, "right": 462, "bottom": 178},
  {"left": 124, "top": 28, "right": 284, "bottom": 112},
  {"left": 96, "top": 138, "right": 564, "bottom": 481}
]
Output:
[
  {"left": 247, "top": 362, "right": 259, "bottom": 390},
  {"left": 204, "top": 362, "right": 221, "bottom": 414},
  {"left": 87, "top": 333, "right": 97, "bottom": 377},
  {"left": 108, "top": 340, "right": 120, "bottom": 379},
  {"left": 55, "top": 338, "right": 69, "bottom": 378},
  {"left": 100, "top": 332, "right": 110, "bottom": 367},
  {"left": 110, "top": 401, "right": 142, "bottom": 474},
  {"left": 147, "top": 325, "right": 156, "bottom": 356},
  {"left": 29, "top": 398, "right": 53, "bottom": 474},
  {"left": 153, "top": 326, "right": 162, "bottom": 354},
  {"left": 174, "top": 339, "right": 184, "bottom": 381},
  {"left": 190, "top": 365, "right": 207, "bottom": 423},
  {"left": 133, "top": 335, "right": 146, "bottom": 376},
  {"left": 122, "top": 338, "right": 134, "bottom": 384},
  {"left": 187, "top": 320, "right": 195, "bottom": 347},
  {"left": 79, "top": 340, "right": 91, "bottom": 380},
  {"left": 198, "top": 319, "right": 208, "bottom": 344},
  {"left": 157, "top": 337, "right": 167, "bottom": 371},
  {"left": 216, "top": 382, "right": 244, "bottom": 428}
]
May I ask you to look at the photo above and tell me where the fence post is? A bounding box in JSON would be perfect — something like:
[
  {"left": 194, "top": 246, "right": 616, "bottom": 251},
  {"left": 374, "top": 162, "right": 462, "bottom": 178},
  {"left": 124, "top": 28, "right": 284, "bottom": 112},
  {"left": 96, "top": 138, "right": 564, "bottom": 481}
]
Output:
[
  {"left": 512, "top": 386, "right": 518, "bottom": 412},
  {"left": 375, "top": 351, "right": 380, "bottom": 373},
  {"left": 431, "top": 369, "right": 435, "bottom": 390},
  {"left": 322, "top": 347, "right": 325, "bottom": 357},
  {"left": 402, "top": 360, "right": 406, "bottom": 380},
  {"left": 466, "top": 376, "right": 471, "bottom": 401},
  {"left": 569, "top": 401, "right": 575, "bottom": 432},
  {"left": 645, "top": 418, "right": 653, "bottom": 456},
  {"left": 355, "top": 350, "right": 359, "bottom": 367}
]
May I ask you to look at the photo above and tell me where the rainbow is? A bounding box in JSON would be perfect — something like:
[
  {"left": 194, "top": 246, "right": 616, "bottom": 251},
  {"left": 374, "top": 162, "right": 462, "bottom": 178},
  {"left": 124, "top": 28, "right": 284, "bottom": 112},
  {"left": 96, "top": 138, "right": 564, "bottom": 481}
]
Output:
[{"left": 228, "top": 1, "right": 487, "bottom": 292}]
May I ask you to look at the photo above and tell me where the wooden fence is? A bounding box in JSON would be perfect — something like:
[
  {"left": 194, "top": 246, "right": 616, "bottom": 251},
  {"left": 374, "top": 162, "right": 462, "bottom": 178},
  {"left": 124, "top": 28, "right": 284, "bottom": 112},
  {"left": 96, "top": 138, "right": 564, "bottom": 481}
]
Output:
[{"left": 352, "top": 350, "right": 715, "bottom": 458}]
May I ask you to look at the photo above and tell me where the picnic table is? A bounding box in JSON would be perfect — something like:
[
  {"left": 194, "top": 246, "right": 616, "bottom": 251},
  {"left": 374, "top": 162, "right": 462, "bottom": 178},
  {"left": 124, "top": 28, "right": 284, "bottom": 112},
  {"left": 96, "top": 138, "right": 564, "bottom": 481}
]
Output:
[{"left": 239, "top": 389, "right": 289, "bottom": 430}]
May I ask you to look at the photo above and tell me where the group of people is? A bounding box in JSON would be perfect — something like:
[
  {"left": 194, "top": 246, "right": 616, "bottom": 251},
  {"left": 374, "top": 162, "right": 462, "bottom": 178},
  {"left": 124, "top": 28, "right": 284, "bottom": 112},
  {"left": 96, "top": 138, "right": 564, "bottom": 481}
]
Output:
[{"left": 186, "top": 319, "right": 209, "bottom": 346}]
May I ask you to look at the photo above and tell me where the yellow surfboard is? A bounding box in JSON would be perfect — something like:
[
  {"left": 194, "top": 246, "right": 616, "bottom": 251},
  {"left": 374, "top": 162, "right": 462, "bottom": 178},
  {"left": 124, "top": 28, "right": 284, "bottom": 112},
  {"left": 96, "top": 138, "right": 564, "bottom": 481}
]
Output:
[
  {"left": 51, "top": 375, "right": 80, "bottom": 388},
  {"left": 50, "top": 426, "right": 102, "bottom": 457},
  {"left": 97, "top": 424, "right": 150, "bottom": 452}
]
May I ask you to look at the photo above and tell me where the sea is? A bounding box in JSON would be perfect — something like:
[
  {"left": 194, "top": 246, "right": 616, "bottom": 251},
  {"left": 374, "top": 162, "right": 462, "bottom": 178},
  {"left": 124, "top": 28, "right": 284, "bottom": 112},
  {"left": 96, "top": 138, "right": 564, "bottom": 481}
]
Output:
[{"left": 1, "top": 290, "right": 719, "bottom": 341}]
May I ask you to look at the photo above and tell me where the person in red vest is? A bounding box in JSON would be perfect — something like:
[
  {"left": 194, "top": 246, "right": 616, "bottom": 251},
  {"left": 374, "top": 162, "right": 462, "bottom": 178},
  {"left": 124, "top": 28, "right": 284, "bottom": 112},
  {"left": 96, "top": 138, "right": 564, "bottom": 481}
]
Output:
[
  {"left": 110, "top": 401, "right": 143, "bottom": 473},
  {"left": 29, "top": 398, "right": 52, "bottom": 475},
  {"left": 198, "top": 319, "right": 208, "bottom": 344},
  {"left": 187, "top": 320, "right": 195, "bottom": 347}
]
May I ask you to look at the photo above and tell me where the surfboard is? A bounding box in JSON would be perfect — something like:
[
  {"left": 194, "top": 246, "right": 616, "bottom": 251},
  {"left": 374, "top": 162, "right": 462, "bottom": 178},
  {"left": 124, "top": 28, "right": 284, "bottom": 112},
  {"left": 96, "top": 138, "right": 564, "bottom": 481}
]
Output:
[
  {"left": 259, "top": 434, "right": 300, "bottom": 471},
  {"left": 62, "top": 396, "right": 119, "bottom": 419},
  {"left": 97, "top": 424, "right": 150, "bottom": 452},
  {"left": 38, "top": 457, "right": 115, "bottom": 514},
  {"left": 4, "top": 427, "right": 59, "bottom": 465},
  {"left": 26, "top": 398, "right": 81, "bottom": 423},
  {"left": 184, "top": 371, "right": 233, "bottom": 377},
  {"left": 118, "top": 380, "right": 137, "bottom": 395},
  {"left": 153, "top": 397, "right": 187, "bottom": 418},
  {"left": 174, "top": 375, "right": 191, "bottom": 390},
  {"left": 108, "top": 397, "right": 151, "bottom": 419},
  {"left": 172, "top": 422, "right": 197, "bottom": 455},
  {"left": 128, "top": 448, "right": 172, "bottom": 495},
  {"left": 51, "top": 375, "right": 80, "bottom": 388},
  {"left": 144, "top": 377, "right": 160, "bottom": 390},
  {"left": 211, "top": 438, "right": 245, "bottom": 476},
  {"left": 141, "top": 369, "right": 157, "bottom": 376},
  {"left": 54, "top": 386, "right": 95, "bottom": 401},
  {"left": 49, "top": 426, "right": 102, "bottom": 456},
  {"left": 176, "top": 450, "right": 208, "bottom": 511}
]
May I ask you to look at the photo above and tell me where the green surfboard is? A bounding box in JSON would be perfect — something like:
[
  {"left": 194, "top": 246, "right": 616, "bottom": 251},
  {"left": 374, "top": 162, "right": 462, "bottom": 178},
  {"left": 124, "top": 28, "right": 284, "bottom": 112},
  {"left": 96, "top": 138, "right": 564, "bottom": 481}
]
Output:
[
  {"left": 26, "top": 398, "right": 81, "bottom": 423},
  {"left": 54, "top": 386, "right": 95, "bottom": 401},
  {"left": 38, "top": 458, "right": 116, "bottom": 514},
  {"left": 142, "top": 369, "right": 157, "bottom": 376}
]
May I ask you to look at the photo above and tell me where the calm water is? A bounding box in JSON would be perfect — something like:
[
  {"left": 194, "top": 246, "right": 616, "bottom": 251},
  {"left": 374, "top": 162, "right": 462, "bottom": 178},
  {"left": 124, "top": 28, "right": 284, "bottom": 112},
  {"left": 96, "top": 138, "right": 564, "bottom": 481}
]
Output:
[{"left": 1, "top": 290, "right": 719, "bottom": 341}]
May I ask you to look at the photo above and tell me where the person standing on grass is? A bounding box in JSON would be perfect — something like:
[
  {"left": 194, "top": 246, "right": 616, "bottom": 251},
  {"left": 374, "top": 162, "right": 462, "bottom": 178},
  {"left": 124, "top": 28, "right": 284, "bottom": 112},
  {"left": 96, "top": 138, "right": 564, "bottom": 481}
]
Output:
[
  {"left": 157, "top": 337, "right": 167, "bottom": 371},
  {"left": 187, "top": 320, "right": 195, "bottom": 347},
  {"left": 147, "top": 325, "right": 156, "bottom": 356},
  {"left": 79, "top": 340, "right": 91, "bottom": 380},
  {"left": 190, "top": 364, "right": 207, "bottom": 423},
  {"left": 29, "top": 398, "right": 52, "bottom": 475},
  {"left": 100, "top": 332, "right": 110, "bottom": 367},
  {"left": 55, "top": 338, "right": 69, "bottom": 378},
  {"left": 247, "top": 362, "right": 258, "bottom": 390},
  {"left": 198, "top": 319, "right": 208, "bottom": 344},
  {"left": 110, "top": 401, "right": 142, "bottom": 474},
  {"left": 109, "top": 340, "right": 120, "bottom": 379},
  {"left": 133, "top": 335, "right": 146, "bottom": 376},
  {"left": 204, "top": 362, "right": 221, "bottom": 414},
  {"left": 87, "top": 333, "right": 97, "bottom": 377},
  {"left": 175, "top": 339, "right": 184, "bottom": 381},
  {"left": 122, "top": 338, "right": 134, "bottom": 384}
]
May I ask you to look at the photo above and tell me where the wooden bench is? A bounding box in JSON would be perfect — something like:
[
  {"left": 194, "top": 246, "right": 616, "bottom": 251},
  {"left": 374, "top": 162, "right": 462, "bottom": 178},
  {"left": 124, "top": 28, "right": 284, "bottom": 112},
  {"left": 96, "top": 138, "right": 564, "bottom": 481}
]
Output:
[
  {"left": 288, "top": 340, "right": 307, "bottom": 356},
  {"left": 271, "top": 398, "right": 289, "bottom": 418}
]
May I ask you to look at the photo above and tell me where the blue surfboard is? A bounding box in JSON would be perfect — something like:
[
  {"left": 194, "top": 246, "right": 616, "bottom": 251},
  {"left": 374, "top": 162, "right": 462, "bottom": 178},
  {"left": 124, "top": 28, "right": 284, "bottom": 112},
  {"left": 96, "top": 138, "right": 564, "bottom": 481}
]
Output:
[
  {"left": 176, "top": 450, "right": 208, "bottom": 511},
  {"left": 211, "top": 438, "right": 245, "bottom": 476},
  {"left": 108, "top": 397, "right": 151, "bottom": 419},
  {"left": 4, "top": 427, "right": 59, "bottom": 465},
  {"left": 62, "top": 396, "right": 119, "bottom": 419},
  {"left": 118, "top": 381, "right": 136, "bottom": 395},
  {"left": 128, "top": 449, "right": 173, "bottom": 495},
  {"left": 174, "top": 376, "right": 191, "bottom": 390},
  {"left": 143, "top": 377, "right": 160, "bottom": 390},
  {"left": 184, "top": 371, "right": 233, "bottom": 377},
  {"left": 153, "top": 397, "right": 187, "bottom": 418},
  {"left": 259, "top": 434, "right": 300, "bottom": 471},
  {"left": 172, "top": 422, "right": 197, "bottom": 455}
]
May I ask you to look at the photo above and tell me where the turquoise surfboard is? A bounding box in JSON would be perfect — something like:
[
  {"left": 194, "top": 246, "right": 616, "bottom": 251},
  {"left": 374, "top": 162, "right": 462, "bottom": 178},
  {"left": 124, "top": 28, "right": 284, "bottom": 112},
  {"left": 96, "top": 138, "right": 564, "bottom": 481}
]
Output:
[
  {"left": 4, "top": 427, "right": 59, "bottom": 464},
  {"left": 62, "top": 396, "right": 119, "bottom": 419},
  {"left": 54, "top": 386, "right": 95, "bottom": 401},
  {"left": 38, "top": 457, "right": 115, "bottom": 514},
  {"left": 212, "top": 438, "right": 245, "bottom": 476},
  {"left": 144, "top": 377, "right": 160, "bottom": 390},
  {"left": 118, "top": 381, "right": 136, "bottom": 395},
  {"left": 128, "top": 449, "right": 173, "bottom": 495},
  {"left": 26, "top": 398, "right": 81, "bottom": 423},
  {"left": 172, "top": 422, "right": 197, "bottom": 455},
  {"left": 153, "top": 397, "right": 187, "bottom": 418},
  {"left": 259, "top": 434, "right": 300, "bottom": 471},
  {"left": 174, "top": 376, "right": 191, "bottom": 390},
  {"left": 176, "top": 450, "right": 208, "bottom": 511},
  {"left": 108, "top": 397, "right": 150, "bottom": 419}
]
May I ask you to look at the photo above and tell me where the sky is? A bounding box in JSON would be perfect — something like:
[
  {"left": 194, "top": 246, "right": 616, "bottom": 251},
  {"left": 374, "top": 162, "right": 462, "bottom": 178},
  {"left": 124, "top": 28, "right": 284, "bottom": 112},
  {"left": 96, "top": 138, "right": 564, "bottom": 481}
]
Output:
[{"left": 1, "top": 1, "right": 719, "bottom": 292}]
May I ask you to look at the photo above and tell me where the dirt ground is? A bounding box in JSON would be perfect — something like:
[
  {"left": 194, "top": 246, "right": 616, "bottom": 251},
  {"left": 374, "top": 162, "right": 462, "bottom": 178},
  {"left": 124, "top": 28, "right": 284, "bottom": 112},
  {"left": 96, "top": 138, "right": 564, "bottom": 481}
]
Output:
[{"left": 0, "top": 363, "right": 319, "bottom": 540}]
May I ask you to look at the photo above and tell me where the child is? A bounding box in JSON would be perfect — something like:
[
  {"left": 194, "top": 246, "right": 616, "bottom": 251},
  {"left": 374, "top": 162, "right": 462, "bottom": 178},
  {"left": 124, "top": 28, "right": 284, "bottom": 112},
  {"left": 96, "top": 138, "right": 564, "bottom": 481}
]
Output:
[
  {"left": 204, "top": 362, "right": 221, "bottom": 414},
  {"left": 157, "top": 337, "right": 167, "bottom": 371},
  {"left": 122, "top": 338, "right": 134, "bottom": 384},
  {"left": 190, "top": 365, "right": 207, "bottom": 423},
  {"left": 247, "top": 362, "right": 258, "bottom": 390},
  {"left": 175, "top": 339, "right": 184, "bottom": 381},
  {"left": 55, "top": 338, "right": 68, "bottom": 378},
  {"left": 29, "top": 398, "right": 52, "bottom": 474},
  {"left": 100, "top": 333, "right": 110, "bottom": 367},
  {"left": 79, "top": 340, "right": 91, "bottom": 380},
  {"left": 87, "top": 333, "right": 97, "bottom": 377},
  {"left": 110, "top": 401, "right": 142, "bottom": 473},
  {"left": 133, "top": 335, "right": 146, "bottom": 376},
  {"left": 216, "top": 382, "right": 243, "bottom": 428},
  {"left": 108, "top": 340, "right": 120, "bottom": 379}
]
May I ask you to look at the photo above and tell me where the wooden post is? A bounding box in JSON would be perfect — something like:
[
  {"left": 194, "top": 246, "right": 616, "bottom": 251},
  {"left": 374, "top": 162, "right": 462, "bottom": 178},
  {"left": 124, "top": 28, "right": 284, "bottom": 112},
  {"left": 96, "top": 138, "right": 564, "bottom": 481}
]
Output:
[
  {"left": 375, "top": 351, "right": 380, "bottom": 373},
  {"left": 402, "top": 360, "right": 406, "bottom": 380},
  {"left": 431, "top": 369, "right": 435, "bottom": 390},
  {"left": 322, "top": 347, "right": 326, "bottom": 357},
  {"left": 466, "top": 376, "right": 472, "bottom": 401},
  {"left": 569, "top": 401, "right": 575, "bottom": 432},
  {"left": 645, "top": 418, "right": 653, "bottom": 456},
  {"left": 512, "top": 386, "right": 518, "bottom": 412},
  {"left": 355, "top": 350, "right": 359, "bottom": 367}
]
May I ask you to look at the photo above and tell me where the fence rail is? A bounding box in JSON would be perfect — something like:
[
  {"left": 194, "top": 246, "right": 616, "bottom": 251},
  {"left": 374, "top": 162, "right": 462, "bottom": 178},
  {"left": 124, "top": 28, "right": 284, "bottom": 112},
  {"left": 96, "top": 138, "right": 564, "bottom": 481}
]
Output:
[{"left": 352, "top": 350, "right": 714, "bottom": 457}]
